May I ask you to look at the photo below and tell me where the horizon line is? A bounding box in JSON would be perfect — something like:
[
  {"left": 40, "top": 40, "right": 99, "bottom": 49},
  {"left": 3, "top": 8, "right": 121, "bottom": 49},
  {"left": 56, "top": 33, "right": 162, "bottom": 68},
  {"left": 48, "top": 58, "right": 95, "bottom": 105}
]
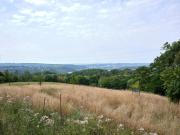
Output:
[{"left": 0, "top": 62, "right": 150, "bottom": 65}]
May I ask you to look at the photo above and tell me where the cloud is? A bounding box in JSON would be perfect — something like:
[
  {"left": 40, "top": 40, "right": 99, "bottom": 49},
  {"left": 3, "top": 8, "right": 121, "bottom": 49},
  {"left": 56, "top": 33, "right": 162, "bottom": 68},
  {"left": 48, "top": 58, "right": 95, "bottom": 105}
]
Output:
[
  {"left": 58, "top": 3, "right": 91, "bottom": 13},
  {"left": 20, "top": 9, "right": 55, "bottom": 17},
  {"left": 19, "top": 8, "right": 33, "bottom": 15},
  {"left": 7, "top": 0, "right": 180, "bottom": 38},
  {"left": 2, "top": 0, "right": 180, "bottom": 48},
  {"left": 11, "top": 8, "right": 57, "bottom": 26},
  {"left": 11, "top": 14, "right": 26, "bottom": 25},
  {"left": 24, "top": 0, "right": 54, "bottom": 5}
]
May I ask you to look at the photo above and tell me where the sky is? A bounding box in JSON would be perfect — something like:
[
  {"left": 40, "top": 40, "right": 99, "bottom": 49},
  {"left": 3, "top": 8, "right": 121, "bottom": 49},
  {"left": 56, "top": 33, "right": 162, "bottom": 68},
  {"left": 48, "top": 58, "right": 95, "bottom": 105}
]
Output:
[{"left": 0, "top": 0, "right": 180, "bottom": 64}]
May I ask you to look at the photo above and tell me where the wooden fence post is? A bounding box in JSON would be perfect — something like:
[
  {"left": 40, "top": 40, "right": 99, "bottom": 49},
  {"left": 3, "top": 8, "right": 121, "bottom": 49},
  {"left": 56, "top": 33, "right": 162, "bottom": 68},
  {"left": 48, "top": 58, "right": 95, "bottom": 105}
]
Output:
[
  {"left": 59, "top": 93, "right": 62, "bottom": 118},
  {"left": 43, "top": 97, "right": 46, "bottom": 113}
]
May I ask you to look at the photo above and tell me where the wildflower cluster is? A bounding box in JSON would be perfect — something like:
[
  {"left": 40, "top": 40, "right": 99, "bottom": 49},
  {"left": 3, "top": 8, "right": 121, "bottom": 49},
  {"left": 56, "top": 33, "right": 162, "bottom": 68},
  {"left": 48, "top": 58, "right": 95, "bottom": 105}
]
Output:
[{"left": 39, "top": 115, "right": 54, "bottom": 127}]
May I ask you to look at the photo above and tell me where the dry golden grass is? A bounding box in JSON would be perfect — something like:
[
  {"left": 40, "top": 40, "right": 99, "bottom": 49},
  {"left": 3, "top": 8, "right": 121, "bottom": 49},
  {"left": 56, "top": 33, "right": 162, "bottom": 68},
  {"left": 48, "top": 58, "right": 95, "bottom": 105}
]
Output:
[{"left": 0, "top": 82, "right": 179, "bottom": 135}]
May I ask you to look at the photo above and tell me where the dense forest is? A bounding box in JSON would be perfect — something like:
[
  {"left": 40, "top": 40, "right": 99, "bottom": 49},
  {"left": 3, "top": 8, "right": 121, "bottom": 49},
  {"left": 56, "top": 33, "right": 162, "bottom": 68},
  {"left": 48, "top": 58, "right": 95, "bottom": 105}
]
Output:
[{"left": 0, "top": 40, "right": 180, "bottom": 103}]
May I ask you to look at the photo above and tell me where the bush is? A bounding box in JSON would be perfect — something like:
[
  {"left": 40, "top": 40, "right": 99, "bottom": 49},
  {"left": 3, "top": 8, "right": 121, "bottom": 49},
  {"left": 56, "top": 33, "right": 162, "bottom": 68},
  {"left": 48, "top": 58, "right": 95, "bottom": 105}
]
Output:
[{"left": 161, "top": 66, "right": 180, "bottom": 103}]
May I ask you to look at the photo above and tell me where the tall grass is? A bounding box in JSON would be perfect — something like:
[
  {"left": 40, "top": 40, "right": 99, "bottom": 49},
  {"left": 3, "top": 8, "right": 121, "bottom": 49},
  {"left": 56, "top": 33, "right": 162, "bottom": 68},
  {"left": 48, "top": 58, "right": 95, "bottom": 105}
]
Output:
[
  {"left": 0, "top": 92, "right": 132, "bottom": 135},
  {"left": 0, "top": 82, "right": 179, "bottom": 135}
]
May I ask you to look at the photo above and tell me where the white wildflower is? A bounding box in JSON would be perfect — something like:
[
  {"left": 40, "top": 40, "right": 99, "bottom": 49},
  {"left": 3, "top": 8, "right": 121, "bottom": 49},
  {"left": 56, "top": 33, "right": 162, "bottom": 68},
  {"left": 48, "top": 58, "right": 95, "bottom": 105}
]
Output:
[
  {"left": 149, "top": 132, "right": 158, "bottom": 135},
  {"left": 39, "top": 115, "right": 54, "bottom": 126},
  {"left": 40, "top": 115, "right": 49, "bottom": 123},
  {"left": 97, "top": 123, "right": 103, "bottom": 129},
  {"left": 66, "top": 119, "right": 71, "bottom": 122},
  {"left": 139, "top": 127, "right": 145, "bottom": 132},
  {"left": 6, "top": 94, "right": 11, "bottom": 98},
  {"left": 98, "top": 119, "right": 102, "bottom": 124},
  {"left": 117, "top": 124, "right": 124, "bottom": 129},
  {"left": 105, "top": 118, "right": 111, "bottom": 122},
  {"left": 80, "top": 120, "right": 88, "bottom": 124},
  {"left": 143, "top": 132, "right": 148, "bottom": 135},
  {"left": 45, "top": 119, "right": 54, "bottom": 126},
  {"left": 84, "top": 117, "right": 89, "bottom": 121},
  {"left": 73, "top": 120, "right": 80, "bottom": 124},
  {"left": 7, "top": 100, "right": 12, "bottom": 103},
  {"left": 73, "top": 120, "right": 88, "bottom": 125},
  {"left": 0, "top": 97, "right": 3, "bottom": 101},
  {"left": 25, "top": 108, "right": 33, "bottom": 113},
  {"left": 97, "top": 115, "right": 103, "bottom": 119}
]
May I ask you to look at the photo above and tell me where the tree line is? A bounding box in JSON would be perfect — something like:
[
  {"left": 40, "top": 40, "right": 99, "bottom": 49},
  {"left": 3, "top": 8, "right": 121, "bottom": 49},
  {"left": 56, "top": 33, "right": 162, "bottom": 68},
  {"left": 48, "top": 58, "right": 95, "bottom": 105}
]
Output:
[{"left": 0, "top": 40, "right": 179, "bottom": 103}]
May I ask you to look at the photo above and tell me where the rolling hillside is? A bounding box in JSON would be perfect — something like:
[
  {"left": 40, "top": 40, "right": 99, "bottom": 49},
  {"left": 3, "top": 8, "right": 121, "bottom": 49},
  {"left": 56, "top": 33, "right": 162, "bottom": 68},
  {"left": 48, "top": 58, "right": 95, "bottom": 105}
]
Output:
[{"left": 0, "top": 63, "right": 149, "bottom": 73}]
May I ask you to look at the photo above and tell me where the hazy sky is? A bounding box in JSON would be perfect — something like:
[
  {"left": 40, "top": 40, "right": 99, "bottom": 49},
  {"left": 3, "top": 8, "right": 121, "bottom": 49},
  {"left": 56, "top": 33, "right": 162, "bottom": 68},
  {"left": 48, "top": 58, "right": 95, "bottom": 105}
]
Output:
[{"left": 0, "top": 0, "right": 180, "bottom": 64}]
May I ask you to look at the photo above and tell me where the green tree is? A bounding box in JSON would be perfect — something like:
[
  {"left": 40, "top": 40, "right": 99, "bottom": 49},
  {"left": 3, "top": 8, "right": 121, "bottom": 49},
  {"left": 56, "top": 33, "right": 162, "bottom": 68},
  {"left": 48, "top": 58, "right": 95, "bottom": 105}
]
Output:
[
  {"left": 135, "top": 66, "right": 151, "bottom": 91},
  {"left": 70, "top": 75, "right": 89, "bottom": 85},
  {"left": 127, "top": 78, "right": 139, "bottom": 89},
  {"left": 22, "top": 71, "right": 32, "bottom": 82},
  {"left": 174, "top": 51, "right": 180, "bottom": 65},
  {"left": 0, "top": 72, "right": 5, "bottom": 83},
  {"left": 161, "top": 66, "right": 180, "bottom": 103},
  {"left": 4, "top": 70, "right": 12, "bottom": 85},
  {"left": 149, "top": 40, "right": 180, "bottom": 97},
  {"left": 99, "top": 76, "right": 128, "bottom": 89}
]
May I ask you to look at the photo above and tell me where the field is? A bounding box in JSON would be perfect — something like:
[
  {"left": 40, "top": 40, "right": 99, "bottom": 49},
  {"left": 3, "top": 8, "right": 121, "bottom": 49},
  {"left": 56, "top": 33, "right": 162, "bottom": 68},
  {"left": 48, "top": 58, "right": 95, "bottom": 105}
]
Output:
[{"left": 0, "top": 82, "right": 179, "bottom": 135}]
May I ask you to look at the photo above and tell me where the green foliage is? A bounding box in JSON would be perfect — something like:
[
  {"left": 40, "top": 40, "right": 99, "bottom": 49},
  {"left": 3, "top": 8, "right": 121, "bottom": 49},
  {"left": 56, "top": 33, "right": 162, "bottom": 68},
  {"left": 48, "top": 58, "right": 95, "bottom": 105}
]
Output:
[
  {"left": 22, "top": 71, "right": 32, "bottom": 82},
  {"left": 127, "top": 79, "right": 139, "bottom": 89},
  {"left": 150, "top": 40, "right": 180, "bottom": 101},
  {"left": 44, "top": 74, "right": 58, "bottom": 82},
  {"left": 135, "top": 66, "right": 150, "bottom": 91},
  {"left": 87, "top": 75, "right": 99, "bottom": 86},
  {"left": 174, "top": 51, "right": 180, "bottom": 65},
  {"left": 99, "top": 76, "right": 128, "bottom": 89},
  {"left": 72, "top": 69, "right": 108, "bottom": 76},
  {"left": 161, "top": 66, "right": 180, "bottom": 103},
  {"left": 0, "top": 72, "right": 5, "bottom": 83},
  {"left": 152, "top": 40, "right": 180, "bottom": 68},
  {"left": 70, "top": 75, "right": 89, "bottom": 85}
]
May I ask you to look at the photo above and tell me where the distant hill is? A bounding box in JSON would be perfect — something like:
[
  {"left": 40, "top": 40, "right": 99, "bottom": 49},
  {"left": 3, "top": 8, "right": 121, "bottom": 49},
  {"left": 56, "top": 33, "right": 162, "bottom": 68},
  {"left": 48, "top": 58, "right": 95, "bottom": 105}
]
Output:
[{"left": 0, "top": 63, "right": 149, "bottom": 73}]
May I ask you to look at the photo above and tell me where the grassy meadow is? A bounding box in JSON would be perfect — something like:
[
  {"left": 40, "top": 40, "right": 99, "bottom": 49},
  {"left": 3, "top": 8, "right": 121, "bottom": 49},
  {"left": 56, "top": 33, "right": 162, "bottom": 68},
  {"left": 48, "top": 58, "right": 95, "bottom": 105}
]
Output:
[{"left": 0, "top": 82, "right": 179, "bottom": 135}]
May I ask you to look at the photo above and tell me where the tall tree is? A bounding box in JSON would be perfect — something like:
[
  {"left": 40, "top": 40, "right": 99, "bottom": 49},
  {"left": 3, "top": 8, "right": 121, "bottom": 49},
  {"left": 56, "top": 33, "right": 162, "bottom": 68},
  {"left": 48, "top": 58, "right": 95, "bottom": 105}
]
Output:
[{"left": 161, "top": 66, "right": 180, "bottom": 103}]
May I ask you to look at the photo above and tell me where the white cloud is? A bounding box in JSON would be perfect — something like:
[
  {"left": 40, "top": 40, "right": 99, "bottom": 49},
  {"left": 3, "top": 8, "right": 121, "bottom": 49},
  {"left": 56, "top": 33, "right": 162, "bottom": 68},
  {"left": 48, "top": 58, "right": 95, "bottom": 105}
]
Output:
[
  {"left": 34, "top": 11, "right": 48, "bottom": 17},
  {"left": 4, "top": 1, "right": 180, "bottom": 42},
  {"left": 20, "top": 8, "right": 33, "bottom": 15},
  {"left": 24, "top": 0, "right": 54, "bottom": 5},
  {"left": 12, "top": 14, "right": 25, "bottom": 20},
  {"left": 10, "top": 0, "right": 180, "bottom": 37},
  {"left": 97, "top": 9, "right": 109, "bottom": 18},
  {"left": 58, "top": 3, "right": 90, "bottom": 13},
  {"left": 14, "top": 8, "right": 56, "bottom": 26},
  {"left": 20, "top": 8, "right": 55, "bottom": 17},
  {"left": 11, "top": 14, "right": 26, "bottom": 25}
]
